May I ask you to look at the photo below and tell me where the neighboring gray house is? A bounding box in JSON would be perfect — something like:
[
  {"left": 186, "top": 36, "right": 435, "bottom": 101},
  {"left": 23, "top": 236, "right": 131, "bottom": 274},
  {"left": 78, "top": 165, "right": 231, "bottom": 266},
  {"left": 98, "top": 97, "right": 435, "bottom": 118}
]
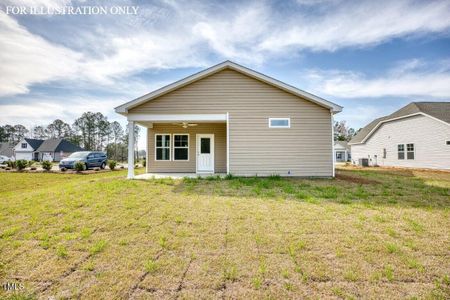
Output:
[
  {"left": 13, "top": 138, "right": 84, "bottom": 161},
  {"left": 334, "top": 141, "right": 351, "bottom": 162},
  {"left": 349, "top": 102, "right": 450, "bottom": 170},
  {"left": 115, "top": 61, "right": 343, "bottom": 178},
  {"left": 35, "top": 138, "right": 84, "bottom": 161},
  {"left": 0, "top": 142, "right": 14, "bottom": 159}
]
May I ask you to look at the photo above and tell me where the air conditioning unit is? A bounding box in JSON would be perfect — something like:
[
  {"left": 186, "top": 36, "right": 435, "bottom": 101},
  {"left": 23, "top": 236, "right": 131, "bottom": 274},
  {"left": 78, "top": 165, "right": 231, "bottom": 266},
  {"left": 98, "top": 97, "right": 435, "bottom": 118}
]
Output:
[{"left": 359, "top": 158, "right": 369, "bottom": 167}]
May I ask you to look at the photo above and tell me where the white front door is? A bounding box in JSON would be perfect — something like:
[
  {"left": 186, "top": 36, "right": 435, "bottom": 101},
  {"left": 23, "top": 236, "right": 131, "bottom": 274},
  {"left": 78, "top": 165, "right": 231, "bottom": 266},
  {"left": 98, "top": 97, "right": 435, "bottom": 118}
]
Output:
[{"left": 196, "top": 134, "right": 214, "bottom": 173}]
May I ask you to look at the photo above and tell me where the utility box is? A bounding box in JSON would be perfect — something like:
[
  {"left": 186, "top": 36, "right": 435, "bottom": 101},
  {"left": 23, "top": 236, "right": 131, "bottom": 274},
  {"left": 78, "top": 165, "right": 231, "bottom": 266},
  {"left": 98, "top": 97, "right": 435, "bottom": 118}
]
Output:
[{"left": 359, "top": 158, "right": 369, "bottom": 167}]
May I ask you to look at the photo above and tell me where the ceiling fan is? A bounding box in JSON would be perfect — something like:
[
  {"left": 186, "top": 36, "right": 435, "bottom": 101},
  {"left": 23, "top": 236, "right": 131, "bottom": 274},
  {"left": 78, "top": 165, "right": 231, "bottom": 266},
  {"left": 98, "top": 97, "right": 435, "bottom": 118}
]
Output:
[{"left": 172, "top": 122, "right": 198, "bottom": 129}]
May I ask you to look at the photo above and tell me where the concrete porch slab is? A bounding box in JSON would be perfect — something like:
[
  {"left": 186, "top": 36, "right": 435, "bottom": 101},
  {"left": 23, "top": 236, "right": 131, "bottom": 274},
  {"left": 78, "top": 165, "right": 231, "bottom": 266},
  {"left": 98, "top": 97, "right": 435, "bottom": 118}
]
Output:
[{"left": 134, "top": 173, "right": 227, "bottom": 180}]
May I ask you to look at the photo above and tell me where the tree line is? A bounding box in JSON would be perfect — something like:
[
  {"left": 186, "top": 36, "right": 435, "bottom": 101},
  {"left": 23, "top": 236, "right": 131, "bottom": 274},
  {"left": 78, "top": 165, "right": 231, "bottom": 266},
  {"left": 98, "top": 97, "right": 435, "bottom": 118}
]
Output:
[
  {"left": 0, "top": 112, "right": 141, "bottom": 162},
  {"left": 333, "top": 120, "right": 359, "bottom": 141}
]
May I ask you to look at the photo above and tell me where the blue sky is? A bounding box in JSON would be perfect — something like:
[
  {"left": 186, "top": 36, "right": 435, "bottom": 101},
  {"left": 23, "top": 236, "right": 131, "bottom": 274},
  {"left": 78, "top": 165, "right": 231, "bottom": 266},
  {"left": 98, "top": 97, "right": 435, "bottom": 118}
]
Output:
[{"left": 1, "top": 0, "right": 450, "bottom": 148}]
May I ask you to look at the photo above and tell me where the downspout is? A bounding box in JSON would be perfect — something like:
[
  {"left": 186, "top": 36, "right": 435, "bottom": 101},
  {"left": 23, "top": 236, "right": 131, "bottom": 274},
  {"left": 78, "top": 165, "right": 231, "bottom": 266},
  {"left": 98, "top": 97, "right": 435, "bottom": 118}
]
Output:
[{"left": 331, "top": 110, "right": 335, "bottom": 178}]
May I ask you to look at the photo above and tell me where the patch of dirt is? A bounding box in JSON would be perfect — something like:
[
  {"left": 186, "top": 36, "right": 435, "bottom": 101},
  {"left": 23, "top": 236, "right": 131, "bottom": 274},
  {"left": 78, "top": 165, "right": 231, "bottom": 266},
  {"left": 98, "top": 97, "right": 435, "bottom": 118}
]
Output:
[{"left": 336, "top": 173, "right": 380, "bottom": 185}]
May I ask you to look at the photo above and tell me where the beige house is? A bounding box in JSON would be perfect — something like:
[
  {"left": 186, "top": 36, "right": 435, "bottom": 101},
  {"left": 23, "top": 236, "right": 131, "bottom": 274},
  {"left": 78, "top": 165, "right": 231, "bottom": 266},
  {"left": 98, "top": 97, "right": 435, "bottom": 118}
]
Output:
[{"left": 115, "top": 61, "right": 342, "bottom": 178}]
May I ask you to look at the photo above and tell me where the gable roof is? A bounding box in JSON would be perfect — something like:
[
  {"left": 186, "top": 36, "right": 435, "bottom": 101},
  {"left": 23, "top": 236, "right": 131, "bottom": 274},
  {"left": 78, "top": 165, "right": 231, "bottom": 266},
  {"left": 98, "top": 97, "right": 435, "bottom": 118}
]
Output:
[
  {"left": 23, "top": 138, "right": 44, "bottom": 150},
  {"left": 36, "top": 138, "right": 84, "bottom": 153},
  {"left": 334, "top": 141, "right": 349, "bottom": 150},
  {"left": 115, "top": 61, "right": 343, "bottom": 114},
  {"left": 0, "top": 143, "right": 14, "bottom": 157},
  {"left": 349, "top": 102, "right": 450, "bottom": 145}
]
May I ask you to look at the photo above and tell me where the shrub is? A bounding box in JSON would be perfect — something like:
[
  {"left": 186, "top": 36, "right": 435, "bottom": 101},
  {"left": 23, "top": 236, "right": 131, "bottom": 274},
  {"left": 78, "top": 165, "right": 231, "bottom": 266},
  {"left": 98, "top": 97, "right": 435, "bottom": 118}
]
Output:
[
  {"left": 42, "top": 160, "right": 52, "bottom": 171},
  {"left": 16, "top": 159, "right": 28, "bottom": 171},
  {"left": 7, "top": 160, "right": 16, "bottom": 168},
  {"left": 27, "top": 160, "right": 34, "bottom": 167},
  {"left": 74, "top": 161, "right": 86, "bottom": 172},
  {"left": 108, "top": 160, "right": 117, "bottom": 170},
  {"left": 225, "top": 173, "right": 234, "bottom": 180}
]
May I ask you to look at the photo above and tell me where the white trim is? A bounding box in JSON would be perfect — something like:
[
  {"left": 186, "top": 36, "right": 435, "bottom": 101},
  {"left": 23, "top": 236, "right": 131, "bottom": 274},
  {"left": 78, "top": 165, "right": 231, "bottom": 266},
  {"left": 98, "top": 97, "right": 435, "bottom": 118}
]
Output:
[
  {"left": 397, "top": 143, "right": 405, "bottom": 160},
  {"left": 331, "top": 111, "right": 335, "bottom": 177},
  {"left": 268, "top": 118, "right": 291, "bottom": 128},
  {"left": 155, "top": 133, "right": 171, "bottom": 161},
  {"left": 127, "top": 113, "right": 227, "bottom": 122},
  {"left": 115, "top": 61, "right": 343, "bottom": 114},
  {"left": 173, "top": 133, "right": 189, "bottom": 161},
  {"left": 406, "top": 142, "right": 415, "bottom": 160},
  {"left": 226, "top": 112, "right": 230, "bottom": 174},
  {"left": 349, "top": 112, "right": 450, "bottom": 145},
  {"left": 127, "top": 121, "right": 135, "bottom": 179},
  {"left": 196, "top": 134, "right": 215, "bottom": 173}
]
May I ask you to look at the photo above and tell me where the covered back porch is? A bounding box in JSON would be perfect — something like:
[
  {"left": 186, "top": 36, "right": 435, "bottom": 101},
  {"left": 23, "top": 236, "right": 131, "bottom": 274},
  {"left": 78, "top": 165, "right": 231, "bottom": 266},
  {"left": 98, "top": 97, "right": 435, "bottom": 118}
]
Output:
[{"left": 126, "top": 114, "right": 229, "bottom": 179}]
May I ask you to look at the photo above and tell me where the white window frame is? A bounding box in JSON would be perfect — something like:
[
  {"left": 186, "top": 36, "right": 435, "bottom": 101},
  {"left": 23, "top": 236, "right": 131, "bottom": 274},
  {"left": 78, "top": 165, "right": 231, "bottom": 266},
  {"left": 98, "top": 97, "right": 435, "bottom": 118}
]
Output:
[
  {"left": 406, "top": 143, "right": 415, "bottom": 160},
  {"left": 268, "top": 118, "right": 290, "bottom": 128},
  {"left": 21, "top": 143, "right": 27, "bottom": 149},
  {"left": 397, "top": 144, "right": 405, "bottom": 160},
  {"left": 155, "top": 134, "right": 171, "bottom": 161},
  {"left": 173, "top": 134, "right": 189, "bottom": 161}
]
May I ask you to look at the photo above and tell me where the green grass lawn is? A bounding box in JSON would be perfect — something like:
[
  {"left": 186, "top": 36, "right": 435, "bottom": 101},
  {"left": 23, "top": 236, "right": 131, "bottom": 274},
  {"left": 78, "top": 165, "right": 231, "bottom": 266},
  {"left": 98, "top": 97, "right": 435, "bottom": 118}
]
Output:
[{"left": 0, "top": 167, "right": 449, "bottom": 299}]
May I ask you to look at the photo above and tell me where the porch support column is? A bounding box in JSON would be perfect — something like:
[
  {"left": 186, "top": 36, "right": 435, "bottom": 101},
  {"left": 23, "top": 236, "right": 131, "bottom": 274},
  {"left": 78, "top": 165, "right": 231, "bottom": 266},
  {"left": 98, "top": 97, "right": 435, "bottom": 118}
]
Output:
[
  {"left": 127, "top": 120, "right": 135, "bottom": 179},
  {"left": 226, "top": 112, "right": 230, "bottom": 174}
]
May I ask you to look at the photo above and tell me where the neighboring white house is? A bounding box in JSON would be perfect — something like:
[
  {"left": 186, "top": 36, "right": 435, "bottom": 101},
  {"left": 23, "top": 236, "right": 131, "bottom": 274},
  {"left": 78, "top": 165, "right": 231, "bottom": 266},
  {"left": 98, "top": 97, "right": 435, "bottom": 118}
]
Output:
[
  {"left": 334, "top": 141, "right": 351, "bottom": 162},
  {"left": 14, "top": 138, "right": 43, "bottom": 161},
  {"left": 13, "top": 138, "right": 84, "bottom": 161},
  {"left": 349, "top": 102, "right": 450, "bottom": 170}
]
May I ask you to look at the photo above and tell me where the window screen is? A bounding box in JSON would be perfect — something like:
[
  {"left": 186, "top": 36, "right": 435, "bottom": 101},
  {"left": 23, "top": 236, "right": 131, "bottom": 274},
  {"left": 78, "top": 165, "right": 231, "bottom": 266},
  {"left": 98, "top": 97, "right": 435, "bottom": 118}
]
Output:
[
  {"left": 156, "top": 134, "right": 170, "bottom": 160},
  {"left": 269, "top": 118, "right": 290, "bottom": 128},
  {"left": 398, "top": 144, "right": 405, "bottom": 160},
  {"left": 173, "top": 134, "right": 188, "bottom": 160},
  {"left": 406, "top": 143, "right": 414, "bottom": 160}
]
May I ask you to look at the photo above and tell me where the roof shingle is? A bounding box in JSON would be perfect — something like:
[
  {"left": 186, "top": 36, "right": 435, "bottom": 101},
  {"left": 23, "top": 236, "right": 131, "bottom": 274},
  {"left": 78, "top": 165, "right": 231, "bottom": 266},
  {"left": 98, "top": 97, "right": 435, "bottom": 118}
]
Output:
[{"left": 350, "top": 102, "right": 450, "bottom": 144}]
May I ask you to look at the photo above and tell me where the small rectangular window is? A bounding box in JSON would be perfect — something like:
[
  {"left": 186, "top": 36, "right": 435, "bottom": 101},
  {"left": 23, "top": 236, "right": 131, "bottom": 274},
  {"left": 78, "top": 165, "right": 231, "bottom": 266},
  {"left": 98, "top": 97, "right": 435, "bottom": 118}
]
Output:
[
  {"left": 398, "top": 144, "right": 405, "bottom": 160},
  {"left": 407, "top": 143, "right": 415, "bottom": 160},
  {"left": 155, "top": 134, "right": 171, "bottom": 161},
  {"left": 383, "top": 148, "right": 387, "bottom": 159},
  {"left": 173, "top": 134, "right": 189, "bottom": 161},
  {"left": 21, "top": 143, "right": 27, "bottom": 149},
  {"left": 447, "top": 141, "right": 450, "bottom": 145},
  {"left": 269, "top": 118, "right": 290, "bottom": 128}
]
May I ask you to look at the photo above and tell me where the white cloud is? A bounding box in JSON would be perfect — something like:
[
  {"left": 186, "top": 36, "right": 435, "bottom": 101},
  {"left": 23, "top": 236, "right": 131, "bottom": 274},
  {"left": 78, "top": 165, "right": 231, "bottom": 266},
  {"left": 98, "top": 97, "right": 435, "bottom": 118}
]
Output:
[
  {"left": 0, "top": 12, "right": 81, "bottom": 97},
  {"left": 1, "top": 0, "right": 450, "bottom": 98},
  {"left": 259, "top": 0, "right": 450, "bottom": 52},
  {"left": 304, "top": 59, "right": 450, "bottom": 98}
]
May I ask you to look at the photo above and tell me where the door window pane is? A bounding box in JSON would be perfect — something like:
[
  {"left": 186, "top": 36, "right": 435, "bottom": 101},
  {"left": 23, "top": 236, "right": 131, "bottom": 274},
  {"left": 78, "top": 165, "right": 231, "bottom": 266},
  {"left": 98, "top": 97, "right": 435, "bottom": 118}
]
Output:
[{"left": 201, "top": 138, "right": 210, "bottom": 154}]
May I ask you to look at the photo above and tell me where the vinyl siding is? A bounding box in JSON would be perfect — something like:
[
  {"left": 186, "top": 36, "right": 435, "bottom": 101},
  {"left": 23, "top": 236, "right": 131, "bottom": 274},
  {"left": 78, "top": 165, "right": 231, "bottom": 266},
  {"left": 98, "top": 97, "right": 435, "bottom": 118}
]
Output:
[
  {"left": 15, "top": 152, "right": 33, "bottom": 160},
  {"left": 351, "top": 115, "right": 450, "bottom": 170},
  {"left": 132, "top": 69, "right": 333, "bottom": 176},
  {"left": 147, "top": 123, "right": 226, "bottom": 173}
]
